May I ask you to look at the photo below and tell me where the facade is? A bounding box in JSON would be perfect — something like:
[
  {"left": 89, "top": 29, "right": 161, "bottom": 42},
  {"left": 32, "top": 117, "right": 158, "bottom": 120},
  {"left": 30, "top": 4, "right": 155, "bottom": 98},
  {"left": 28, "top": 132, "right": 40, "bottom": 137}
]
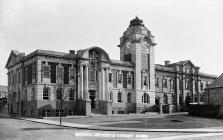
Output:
[
  {"left": 5, "top": 17, "right": 217, "bottom": 117},
  {"left": 205, "top": 73, "right": 223, "bottom": 115},
  {"left": 0, "top": 85, "right": 8, "bottom": 111}
]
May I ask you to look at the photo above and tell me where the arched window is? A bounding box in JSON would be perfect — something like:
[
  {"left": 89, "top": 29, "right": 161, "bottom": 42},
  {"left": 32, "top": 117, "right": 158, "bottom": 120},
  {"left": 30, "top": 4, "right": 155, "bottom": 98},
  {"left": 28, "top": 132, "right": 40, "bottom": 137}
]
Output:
[
  {"left": 57, "top": 88, "right": 62, "bottom": 100},
  {"left": 118, "top": 92, "right": 122, "bottom": 103},
  {"left": 89, "top": 50, "right": 100, "bottom": 81},
  {"left": 43, "top": 87, "right": 49, "bottom": 100},
  {"left": 163, "top": 94, "right": 168, "bottom": 104},
  {"left": 69, "top": 89, "right": 74, "bottom": 100},
  {"left": 127, "top": 92, "right": 131, "bottom": 103},
  {"left": 142, "top": 93, "right": 150, "bottom": 103},
  {"left": 109, "top": 91, "right": 113, "bottom": 101}
]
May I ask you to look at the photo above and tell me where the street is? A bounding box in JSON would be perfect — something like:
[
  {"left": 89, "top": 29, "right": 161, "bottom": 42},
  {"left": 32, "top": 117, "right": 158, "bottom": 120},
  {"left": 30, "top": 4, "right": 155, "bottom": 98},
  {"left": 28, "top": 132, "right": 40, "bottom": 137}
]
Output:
[{"left": 1, "top": 114, "right": 223, "bottom": 140}]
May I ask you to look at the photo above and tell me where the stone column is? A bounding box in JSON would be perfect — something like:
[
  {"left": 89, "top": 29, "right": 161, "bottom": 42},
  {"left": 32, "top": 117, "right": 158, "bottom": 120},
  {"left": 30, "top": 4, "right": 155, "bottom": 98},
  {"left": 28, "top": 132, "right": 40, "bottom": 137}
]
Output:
[
  {"left": 182, "top": 75, "right": 185, "bottom": 104},
  {"left": 197, "top": 78, "right": 201, "bottom": 104},
  {"left": 101, "top": 67, "right": 105, "bottom": 100},
  {"left": 175, "top": 75, "right": 180, "bottom": 105},
  {"left": 192, "top": 76, "right": 196, "bottom": 102},
  {"left": 80, "top": 65, "right": 84, "bottom": 99},
  {"left": 85, "top": 65, "right": 89, "bottom": 100},
  {"left": 159, "top": 96, "right": 163, "bottom": 115},
  {"left": 105, "top": 67, "right": 109, "bottom": 101},
  {"left": 175, "top": 74, "right": 180, "bottom": 112}
]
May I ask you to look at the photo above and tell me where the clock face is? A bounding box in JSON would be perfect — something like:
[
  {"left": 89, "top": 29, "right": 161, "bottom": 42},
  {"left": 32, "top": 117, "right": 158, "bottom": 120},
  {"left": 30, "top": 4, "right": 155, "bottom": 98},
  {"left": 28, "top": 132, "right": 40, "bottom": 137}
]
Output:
[
  {"left": 124, "top": 40, "right": 131, "bottom": 54},
  {"left": 125, "top": 41, "right": 131, "bottom": 49}
]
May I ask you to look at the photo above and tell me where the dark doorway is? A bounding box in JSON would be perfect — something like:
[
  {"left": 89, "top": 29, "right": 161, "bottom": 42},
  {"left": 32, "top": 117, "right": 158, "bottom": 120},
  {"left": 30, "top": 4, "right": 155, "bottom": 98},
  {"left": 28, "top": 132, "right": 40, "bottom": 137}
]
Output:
[
  {"left": 89, "top": 90, "right": 95, "bottom": 109},
  {"left": 185, "top": 95, "right": 192, "bottom": 107}
]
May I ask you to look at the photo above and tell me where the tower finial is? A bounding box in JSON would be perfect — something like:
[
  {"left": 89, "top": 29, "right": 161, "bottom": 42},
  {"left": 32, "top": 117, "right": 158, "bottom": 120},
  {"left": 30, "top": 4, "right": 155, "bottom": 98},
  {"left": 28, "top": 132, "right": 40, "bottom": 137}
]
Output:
[{"left": 129, "top": 16, "right": 144, "bottom": 27}]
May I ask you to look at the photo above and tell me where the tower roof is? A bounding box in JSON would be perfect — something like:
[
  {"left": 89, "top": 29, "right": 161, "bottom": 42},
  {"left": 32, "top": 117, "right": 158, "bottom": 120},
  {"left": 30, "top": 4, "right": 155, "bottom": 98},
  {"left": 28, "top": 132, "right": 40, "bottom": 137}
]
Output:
[{"left": 129, "top": 16, "right": 144, "bottom": 27}]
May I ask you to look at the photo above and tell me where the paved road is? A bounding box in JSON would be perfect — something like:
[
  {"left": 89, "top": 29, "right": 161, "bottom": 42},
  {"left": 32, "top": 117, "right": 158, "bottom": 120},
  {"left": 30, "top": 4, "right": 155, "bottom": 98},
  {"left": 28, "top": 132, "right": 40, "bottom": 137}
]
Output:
[{"left": 1, "top": 115, "right": 223, "bottom": 140}]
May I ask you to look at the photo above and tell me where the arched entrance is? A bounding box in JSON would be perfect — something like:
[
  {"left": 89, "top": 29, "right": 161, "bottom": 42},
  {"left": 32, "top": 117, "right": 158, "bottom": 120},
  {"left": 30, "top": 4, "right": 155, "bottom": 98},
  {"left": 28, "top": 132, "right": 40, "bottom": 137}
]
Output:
[{"left": 89, "top": 90, "right": 96, "bottom": 109}]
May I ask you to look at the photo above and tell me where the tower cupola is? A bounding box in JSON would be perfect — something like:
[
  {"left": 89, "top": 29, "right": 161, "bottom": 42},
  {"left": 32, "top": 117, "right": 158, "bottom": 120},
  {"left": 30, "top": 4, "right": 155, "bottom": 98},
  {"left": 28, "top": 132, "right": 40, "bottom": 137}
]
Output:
[{"left": 129, "top": 16, "right": 144, "bottom": 27}]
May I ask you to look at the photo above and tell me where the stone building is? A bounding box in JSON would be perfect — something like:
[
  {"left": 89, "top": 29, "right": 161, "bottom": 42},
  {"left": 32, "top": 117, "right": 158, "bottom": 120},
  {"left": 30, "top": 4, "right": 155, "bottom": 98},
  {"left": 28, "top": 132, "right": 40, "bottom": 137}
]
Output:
[
  {"left": 205, "top": 73, "right": 223, "bottom": 115},
  {"left": 5, "top": 17, "right": 216, "bottom": 117}
]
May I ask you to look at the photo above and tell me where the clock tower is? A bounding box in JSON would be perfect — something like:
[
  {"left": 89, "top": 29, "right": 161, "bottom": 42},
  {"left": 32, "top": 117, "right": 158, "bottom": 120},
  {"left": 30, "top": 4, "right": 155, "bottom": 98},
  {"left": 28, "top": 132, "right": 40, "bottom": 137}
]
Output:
[{"left": 119, "top": 17, "right": 157, "bottom": 112}]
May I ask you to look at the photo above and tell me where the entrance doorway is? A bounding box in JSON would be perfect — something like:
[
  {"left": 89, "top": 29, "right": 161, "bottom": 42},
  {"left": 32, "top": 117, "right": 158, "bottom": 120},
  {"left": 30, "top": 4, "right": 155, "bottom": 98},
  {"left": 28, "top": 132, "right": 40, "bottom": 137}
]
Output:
[{"left": 89, "top": 90, "right": 95, "bottom": 109}]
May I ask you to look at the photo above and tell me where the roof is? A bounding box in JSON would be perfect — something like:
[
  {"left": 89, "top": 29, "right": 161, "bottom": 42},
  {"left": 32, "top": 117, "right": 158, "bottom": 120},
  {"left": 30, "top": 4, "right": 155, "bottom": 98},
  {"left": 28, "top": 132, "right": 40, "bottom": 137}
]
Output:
[
  {"left": 25, "top": 49, "right": 78, "bottom": 60},
  {"left": 168, "top": 60, "right": 195, "bottom": 67},
  {"left": 155, "top": 63, "right": 217, "bottom": 79},
  {"left": 155, "top": 64, "right": 175, "bottom": 72},
  {"left": 77, "top": 46, "right": 110, "bottom": 61},
  {"left": 129, "top": 16, "right": 144, "bottom": 27},
  {"left": 206, "top": 73, "right": 223, "bottom": 89}
]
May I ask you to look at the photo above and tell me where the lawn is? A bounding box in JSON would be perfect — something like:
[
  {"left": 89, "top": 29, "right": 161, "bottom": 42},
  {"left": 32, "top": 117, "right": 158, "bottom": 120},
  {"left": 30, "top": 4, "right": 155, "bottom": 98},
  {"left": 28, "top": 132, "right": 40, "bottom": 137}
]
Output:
[{"left": 45, "top": 114, "right": 223, "bottom": 129}]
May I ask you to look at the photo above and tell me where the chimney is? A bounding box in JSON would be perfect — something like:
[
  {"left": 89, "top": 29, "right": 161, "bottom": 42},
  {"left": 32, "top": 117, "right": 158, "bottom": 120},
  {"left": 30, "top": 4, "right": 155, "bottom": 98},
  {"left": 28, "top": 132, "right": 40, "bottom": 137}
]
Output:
[
  {"left": 69, "top": 50, "right": 75, "bottom": 54},
  {"left": 165, "top": 60, "right": 170, "bottom": 66}
]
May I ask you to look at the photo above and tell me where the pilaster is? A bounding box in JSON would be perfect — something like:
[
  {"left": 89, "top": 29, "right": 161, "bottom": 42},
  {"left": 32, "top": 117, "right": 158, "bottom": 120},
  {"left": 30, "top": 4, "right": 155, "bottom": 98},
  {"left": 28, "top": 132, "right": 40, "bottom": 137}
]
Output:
[
  {"left": 175, "top": 74, "right": 180, "bottom": 105},
  {"left": 192, "top": 76, "right": 196, "bottom": 102}
]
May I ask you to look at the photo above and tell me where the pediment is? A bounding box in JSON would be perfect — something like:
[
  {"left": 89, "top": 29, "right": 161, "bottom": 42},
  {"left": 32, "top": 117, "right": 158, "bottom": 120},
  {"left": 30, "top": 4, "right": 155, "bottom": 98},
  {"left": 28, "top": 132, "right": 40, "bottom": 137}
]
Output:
[
  {"left": 5, "top": 50, "right": 22, "bottom": 68},
  {"left": 183, "top": 60, "right": 195, "bottom": 67}
]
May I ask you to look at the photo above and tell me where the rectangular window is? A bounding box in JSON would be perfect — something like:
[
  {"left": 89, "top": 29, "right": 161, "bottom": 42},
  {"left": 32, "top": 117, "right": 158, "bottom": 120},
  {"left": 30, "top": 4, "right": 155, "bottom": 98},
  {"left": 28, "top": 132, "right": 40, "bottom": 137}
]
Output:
[
  {"left": 118, "top": 74, "right": 122, "bottom": 83},
  {"left": 32, "top": 88, "right": 35, "bottom": 101},
  {"left": 195, "top": 82, "right": 198, "bottom": 92},
  {"left": 70, "top": 68, "right": 75, "bottom": 80},
  {"left": 32, "top": 64, "right": 36, "bottom": 80},
  {"left": 68, "top": 110, "right": 75, "bottom": 115},
  {"left": 42, "top": 110, "right": 51, "bottom": 117},
  {"left": 144, "top": 76, "right": 147, "bottom": 86},
  {"left": 155, "top": 78, "right": 159, "bottom": 88},
  {"left": 56, "top": 110, "right": 64, "bottom": 117},
  {"left": 179, "top": 81, "right": 182, "bottom": 90},
  {"left": 163, "top": 79, "right": 167, "bottom": 88},
  {"left": 46, "top": 110, "right": 51, "bottom": 117},
  {"left": 69, "top": 89, "right": 74, "bottom": 100},
  {"left": 90, "top": 70, "right": 95, "bottom": 81},
  {"left": 200, "top": 83, "right": 203, "bottom": 91},
  {"left": 109, "top": 73, "right": 113, "bottom": 82},
  {"left": 27, "top": 65, "right": 32, "bottom": 85},
  {"left": 56, "top": 88, "right": 62, "bottom": 100},
  {"left": 43, "top": 88, "right": 49, "bottom": 100},
  {"left": 118, "top": 92, "right": 122, "bottom": 102},
  {"left": 123, "top": 71, "right": 128, "bottom": 88},
  {"left": 42, "top": 65, "right": 50, "bottom": 78},
  {"left": 56, "top": 67, "right": 63, "bottom": 82},
  {"left": 127, "top": 75, "right": 132, "bottom": 85}
]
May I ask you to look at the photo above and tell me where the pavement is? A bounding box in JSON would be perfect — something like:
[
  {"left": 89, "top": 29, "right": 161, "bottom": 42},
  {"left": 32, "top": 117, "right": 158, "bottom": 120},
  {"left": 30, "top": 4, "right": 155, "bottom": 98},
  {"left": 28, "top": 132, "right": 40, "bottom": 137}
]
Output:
[
  {"left": 19, "top": 112, "right": 223, "bottom": 133},
  {"left": 2, "top": 112, "right": 223, "bottom": 140}
]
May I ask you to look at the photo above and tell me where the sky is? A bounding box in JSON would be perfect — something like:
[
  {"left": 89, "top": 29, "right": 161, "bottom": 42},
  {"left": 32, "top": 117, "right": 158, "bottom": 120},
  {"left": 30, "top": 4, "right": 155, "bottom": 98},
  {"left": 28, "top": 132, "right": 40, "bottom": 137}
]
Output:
[{"left": 0, "top": 0, "right": 223, "bottom": 85}]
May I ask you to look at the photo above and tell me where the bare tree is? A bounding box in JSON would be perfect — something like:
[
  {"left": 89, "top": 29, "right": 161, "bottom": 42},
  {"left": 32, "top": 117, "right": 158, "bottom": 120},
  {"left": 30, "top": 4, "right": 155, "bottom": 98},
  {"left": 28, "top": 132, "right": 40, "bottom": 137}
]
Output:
[{"left": 54, "top": 80, "right": 69, "bottom": 125}]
